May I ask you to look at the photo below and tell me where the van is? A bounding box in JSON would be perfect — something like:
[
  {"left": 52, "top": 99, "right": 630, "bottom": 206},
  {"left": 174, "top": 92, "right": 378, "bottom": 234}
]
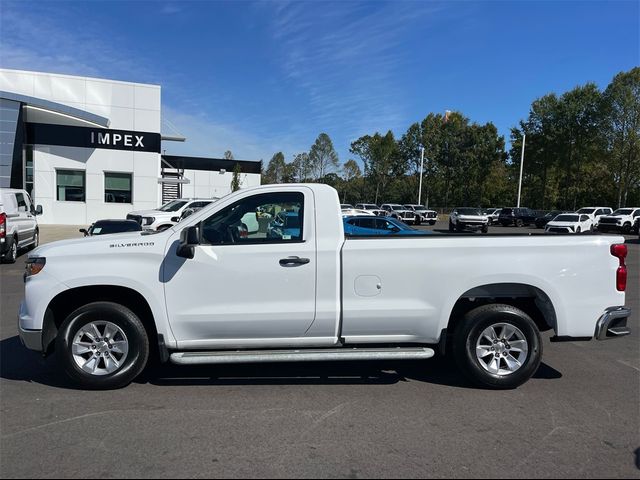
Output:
[{"left": 0, "top": 189, "right": 43, "bottom": 264}]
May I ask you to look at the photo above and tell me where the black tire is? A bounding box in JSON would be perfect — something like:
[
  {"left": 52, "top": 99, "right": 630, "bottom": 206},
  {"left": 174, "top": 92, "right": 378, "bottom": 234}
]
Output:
[
  {"left": 429, "top": 221, "right": 436, "bottom": 226},
  {"left": 622, "top": 223, "right": 632, "bottom": 234},
  {"left": 2, "top": 236, "right": 18, "bottom": 264},
  {"left": 414, "top": 217, "right": 421, "bottom": 226},
  {"left": 56, "top": 302, "right": 150, "bottom": 390},
  {"left": 515, "top": 219, "right": 524, "bottom": 227},
  {"left": 452, "top": 303, "right": 542, "bottom": 389},
  {"left": 576, "top": 227, "right": 581, "bottom": 234},
  {"left": 481, "top": 225, "right": 489, "bottom": 234}
]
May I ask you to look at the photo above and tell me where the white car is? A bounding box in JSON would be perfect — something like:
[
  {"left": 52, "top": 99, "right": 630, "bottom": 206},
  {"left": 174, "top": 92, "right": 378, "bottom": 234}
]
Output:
[
  {"left": 484, "top": 208, "right": 502, "bottom": 225},
  {"left": 449, "top": 208, "right": 489, "bottom": 233},
  {"left": 0, "top": 188, "right": 42, "bottom": 263},
  {"left": 575, "top": 207, "right": 613, "bottom": 228},
  {"left": 127, "top": 198, "right": 218, "bottom": 231},
  {"left": 598, "top": 208, "right": 640, "bottom": 234},
  {"left": 545, "top": 213, "right": 593, "bottom": 234},
  {"left": 404, "top": 205, "right": 438, "bottom": 225},
  {"left": 341, "top": 208, "right": 375, "bottom": 218},
  {"left": 19, "top": 184, "right": 631, "bottom": 391},
  {"left": 380, "top": 204, "right": 417, "bottom": 224}
]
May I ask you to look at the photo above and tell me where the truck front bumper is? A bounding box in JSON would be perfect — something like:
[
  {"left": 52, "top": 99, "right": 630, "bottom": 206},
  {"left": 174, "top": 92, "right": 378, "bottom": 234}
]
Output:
[
  {"left": 18, "top": 301, "right": 43, "bottom": 352},
  {"left": 595, "top": 307, "right": 631, "bottom": 340}
]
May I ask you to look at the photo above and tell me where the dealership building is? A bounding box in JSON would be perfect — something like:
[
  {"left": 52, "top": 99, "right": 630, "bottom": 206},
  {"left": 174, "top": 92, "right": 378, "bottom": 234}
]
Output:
[{"left": 0, "top": 69, "right": 261, "bottom": 225}]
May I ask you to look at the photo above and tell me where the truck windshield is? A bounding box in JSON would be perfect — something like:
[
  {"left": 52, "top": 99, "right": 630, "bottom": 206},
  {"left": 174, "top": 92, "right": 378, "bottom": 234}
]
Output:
[
  {"left": 577, "top": 208, "right": 595, "bottom": 214},
  {"left": 613, "top": 209, "right": 634, "bottom": 215},
  {"left": 158, "top": 200, "right": 187, "bottom": 212},
  {"left": 391, "top": 205, "right": 404, "bottom": 210},
  {"left": 555, "top": 215, "right": 579, "bottom": 222}
]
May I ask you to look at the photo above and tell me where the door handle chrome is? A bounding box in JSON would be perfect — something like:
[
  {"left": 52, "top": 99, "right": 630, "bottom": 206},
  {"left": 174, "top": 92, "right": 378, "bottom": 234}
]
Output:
[{"left": 279, "top": 256, "right": 310, "bottom": 267}]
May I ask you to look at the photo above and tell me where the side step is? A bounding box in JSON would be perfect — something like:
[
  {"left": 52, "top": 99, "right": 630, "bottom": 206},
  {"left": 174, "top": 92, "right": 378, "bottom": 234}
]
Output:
[{"left": 169, "top": 347, "right": 435, "bottom": 365}]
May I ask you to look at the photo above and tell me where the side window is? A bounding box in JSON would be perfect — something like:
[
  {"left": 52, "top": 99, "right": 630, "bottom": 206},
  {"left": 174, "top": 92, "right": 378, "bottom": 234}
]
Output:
[
  {"left": 633, "top": 210, "right": 640, "bottom": 218},
  {"left": 200, "top": 192, "right": 304, "bottom": 245},
  {"left": 189, "top": 201, "right": 212, "bottom": 209},
  {"left": 358, "top": 218, "right": 377, "bottom": 229},
  {"left": 581, "top": 215, "right": 588, "bottom": 222},
  {"left": 15, "top": 193, "right": 27, "bottom": 212},
  {"left": 377, "top": 219, "right": 396, "bottom": 230}
]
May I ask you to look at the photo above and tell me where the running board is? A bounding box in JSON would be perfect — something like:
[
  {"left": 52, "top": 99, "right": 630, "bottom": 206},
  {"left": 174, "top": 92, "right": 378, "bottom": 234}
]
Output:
[{"left": 169, "top": 347, "right": 435, "bottom": 365}]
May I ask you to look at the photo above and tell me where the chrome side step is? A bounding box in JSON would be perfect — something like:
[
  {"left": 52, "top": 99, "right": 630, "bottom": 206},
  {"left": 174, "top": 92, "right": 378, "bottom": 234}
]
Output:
[{"left": 169, "top": 347, "right": 435, "bottom": 365}]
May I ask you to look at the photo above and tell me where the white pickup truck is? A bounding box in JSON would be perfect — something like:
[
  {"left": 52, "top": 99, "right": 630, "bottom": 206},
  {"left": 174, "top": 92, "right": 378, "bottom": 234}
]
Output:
[{"left": 19, "top": 184, "right": 631, "bottom": 390}]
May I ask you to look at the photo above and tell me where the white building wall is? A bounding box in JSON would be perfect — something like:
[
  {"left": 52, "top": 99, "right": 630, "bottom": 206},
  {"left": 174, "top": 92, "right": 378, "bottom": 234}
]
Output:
[
  {"left": 181, "top": 170, "right": 261, "bottom": 199},
  {"left": 0, "top": 70, "right": 161, "bottom": 225}
]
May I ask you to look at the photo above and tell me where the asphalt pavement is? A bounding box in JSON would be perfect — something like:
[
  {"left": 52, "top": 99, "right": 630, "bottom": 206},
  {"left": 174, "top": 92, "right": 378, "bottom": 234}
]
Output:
[{"left": 1, "top": 223, "right": 638, "bottom": 478}]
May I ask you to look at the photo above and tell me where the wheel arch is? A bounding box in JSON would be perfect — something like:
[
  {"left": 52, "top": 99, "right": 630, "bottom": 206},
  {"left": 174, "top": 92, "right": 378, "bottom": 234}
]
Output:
[
  {"left": 43, "top": 285, "right": 158, "bottom": 356},
  {"left": 446, "top": 283, "right": 557, "bottom": 345}
]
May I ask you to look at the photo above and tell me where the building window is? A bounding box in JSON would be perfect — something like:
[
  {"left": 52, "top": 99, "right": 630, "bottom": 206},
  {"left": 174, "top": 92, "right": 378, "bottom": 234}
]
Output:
[
  {"left": 56, "top": 170, "right": 85, "bottom": 202},
  {"left": 104, "top": 172, "right": 132, "bottom": 203},
  {"left": 24, "top": 145, "right": 34, "bottom": 199}
]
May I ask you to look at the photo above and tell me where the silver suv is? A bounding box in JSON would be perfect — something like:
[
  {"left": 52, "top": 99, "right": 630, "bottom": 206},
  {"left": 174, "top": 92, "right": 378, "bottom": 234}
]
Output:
[{"left": 0, "top": 189, "right": 43, "bottom": 263}]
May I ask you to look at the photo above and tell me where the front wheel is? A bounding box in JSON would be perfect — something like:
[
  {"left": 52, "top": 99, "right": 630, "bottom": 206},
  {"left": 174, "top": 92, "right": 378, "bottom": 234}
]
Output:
[
  {"left": 1, "top": 237, "right": 18, "bottom": 264},
  {"left": 515, "top": 219, "right": 524, "bottom": 227},
  {"left": 622, "top": 223, "right": 632, "bottom": 234},
  {"left": 56, "top": 302, "right": 150, "bottom": 390},
  {"left": 452, "top": 304, "right": 542, "bottom": 389},
  {"left": 481, "top": 225, "right": 489, "bottom": 234}
]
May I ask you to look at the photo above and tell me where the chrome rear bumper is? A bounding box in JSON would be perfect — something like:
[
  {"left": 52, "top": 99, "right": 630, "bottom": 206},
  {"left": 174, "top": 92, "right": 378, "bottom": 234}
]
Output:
[{"left": 595, "top": 307, "right": 631, "bottom": 340}]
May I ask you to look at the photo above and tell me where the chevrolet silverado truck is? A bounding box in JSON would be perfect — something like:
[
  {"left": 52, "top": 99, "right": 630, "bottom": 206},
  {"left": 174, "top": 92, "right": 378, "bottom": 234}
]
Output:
[{"left": 19, "top": 184, "right": 631, "bottom": 390}]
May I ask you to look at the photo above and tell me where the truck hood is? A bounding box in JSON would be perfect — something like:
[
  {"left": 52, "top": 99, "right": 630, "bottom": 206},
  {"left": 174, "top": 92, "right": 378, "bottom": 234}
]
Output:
[
  {"left": 28, "top": 230, "right": 166, "bottom": 258},
  {"left": 457, "top": 215, "right": 487, "bottom": 222},
  {"left": 546, "top": 221, "right": 577, "bottom": 228},
  {"left": 128, "top": 209, "right": 171, "bottom": 217}
]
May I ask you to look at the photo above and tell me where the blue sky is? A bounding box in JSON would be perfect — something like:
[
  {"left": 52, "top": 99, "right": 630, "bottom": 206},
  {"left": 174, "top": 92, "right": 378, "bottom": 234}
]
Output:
[{"left": 0, "top": 0, "right": 638, "bottom": 165}]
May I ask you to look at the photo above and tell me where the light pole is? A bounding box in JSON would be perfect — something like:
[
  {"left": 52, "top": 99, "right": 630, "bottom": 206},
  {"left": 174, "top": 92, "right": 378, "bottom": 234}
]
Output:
[
  {"left": 517, "top": 134, "right": 526, "bottom": 208},
  {"left": 418, "top": 147, "right": 425, "bottom": 205}
]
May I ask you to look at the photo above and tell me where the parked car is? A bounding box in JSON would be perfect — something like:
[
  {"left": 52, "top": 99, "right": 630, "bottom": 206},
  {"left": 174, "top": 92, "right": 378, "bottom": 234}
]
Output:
[
  {"left": 483, "top": 208, "right": 502, "bottom": 225},
  {"left": 404, "top": 205, "right": 438, "bottom": 225},
  {"left": 449, "top": 208, "right": 489, "bottom": 233},
  {"left": 0, "top": 188, "right": 42, "bottom": 264},
  {"left": 634, "top": 217, "right": 640, "bottom": 235},
  {"left": 355, "top": 203, "right": 387, "bottom": 217},
  {"left": 597, "top": 208, "right": 640, "bottom": 234},
  {"left": 19, "top": 184, "right": 631, "bottom": 391},
  {"left": 544, "top": 214, "right": 593, "bottom": 234},
  {"left": 80, "top": 220, "right": 142, "bottom": 237},
  {"left": 127, "top": 198, "right": 219, "bottom": 231},
  {"left": 341, "top": 208, "right": 375, "bottom": 218},
  {"left": 340, "top": 204, "right": 354, "bottom": 209},
  {"left": 380, "top": 204, "right": 417, "bottom": 224},
  {"left": 499, "top": 207, "right": 537, "bottom": 227},
  {"left": 576, "top": 207, "right": 613, "bottom": 228},
  {"left": 343, "top": 216, "right": 428, "bottom": 236},
  {"left": 534, "top": 211, "right": 567, "bottom": 229}
]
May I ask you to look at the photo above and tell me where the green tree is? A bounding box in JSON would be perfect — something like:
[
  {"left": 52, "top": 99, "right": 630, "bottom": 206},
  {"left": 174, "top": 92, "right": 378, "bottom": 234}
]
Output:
[
  {"left": 309, "top": 133, "right": 339, "bottom": 181},
  {"left": 291, "top": 152, "right": 312, "bottom": 182},
  {"left": 262, "top": 152, "right": 286, "bottom": 184},
  {"left": 602, "top": 67, "right": 640, "bottom": 207},
  {"left": 230, "top": 163, "right": 242, "bottom": 192}
]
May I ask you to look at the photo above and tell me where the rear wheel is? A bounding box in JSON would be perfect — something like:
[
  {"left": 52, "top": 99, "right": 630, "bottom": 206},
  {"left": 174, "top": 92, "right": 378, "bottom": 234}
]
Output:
[
  {"left": 515, "top": 219, "right": 524, "bottom": 227},
  {"left": 452, "top": 304, "right": 542, "bottom": 389},
  {"left": 2, "top": 236, "right": 18, "bottom": 264},
  {"left": 56, "top": 302, "right": 150, "bottom": 390}
]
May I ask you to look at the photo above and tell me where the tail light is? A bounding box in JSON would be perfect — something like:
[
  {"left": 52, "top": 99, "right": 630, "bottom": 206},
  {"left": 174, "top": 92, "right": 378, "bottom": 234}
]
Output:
[
  {"left": 0, "top": 212, "right": 6, "bottom": 239},
  {"left": 611, "top": 244, "right": 628, "bottom": 292}
]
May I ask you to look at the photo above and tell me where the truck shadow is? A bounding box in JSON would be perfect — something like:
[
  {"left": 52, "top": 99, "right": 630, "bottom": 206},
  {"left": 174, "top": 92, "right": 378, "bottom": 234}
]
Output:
[{"left": 0, "top": 335, "right": 562, "bottom": 390}]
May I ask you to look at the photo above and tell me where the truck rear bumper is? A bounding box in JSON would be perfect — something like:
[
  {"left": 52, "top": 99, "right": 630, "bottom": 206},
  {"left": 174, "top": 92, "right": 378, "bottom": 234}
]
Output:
[{"left": 595, "top": 307, "right": 631, "bottom": 340}]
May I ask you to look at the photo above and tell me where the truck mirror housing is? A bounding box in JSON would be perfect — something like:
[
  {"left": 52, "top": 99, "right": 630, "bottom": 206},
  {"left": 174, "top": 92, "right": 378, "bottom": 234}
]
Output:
[
  {"left": 177, "top": 226, "right": 200, "bottom": 259},
  {"left": 35, "top": 205, "right": 43, "bottom": 216}
]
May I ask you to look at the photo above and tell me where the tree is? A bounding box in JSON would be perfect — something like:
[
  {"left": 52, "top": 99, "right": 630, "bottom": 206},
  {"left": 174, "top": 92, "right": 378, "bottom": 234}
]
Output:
[
  {"left": 262, "top": 152, "right": 286, "bottom": 184},
  {"left": 224, "top": 150, "right": 234, "bottom": 160},
  {"left": 309, "top": 133, "right": 339, "bottom": 181},
  {"left": 291, "top": 153, "right": 312, "bottom": 182},
  {"left": 342, "top": 159, "right": 362, "bottom": 182},
  {"left": 230, "top": 163, "right": 242, "bottom": 191},
  {"left": 602, "top": 67, "right": 640, "bottom": 207}
]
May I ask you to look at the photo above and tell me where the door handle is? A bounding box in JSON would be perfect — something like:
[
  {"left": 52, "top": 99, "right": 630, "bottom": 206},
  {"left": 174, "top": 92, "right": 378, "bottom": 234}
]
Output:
[{"left": 279, "top": 256, "right": 310, "bottom": 267}]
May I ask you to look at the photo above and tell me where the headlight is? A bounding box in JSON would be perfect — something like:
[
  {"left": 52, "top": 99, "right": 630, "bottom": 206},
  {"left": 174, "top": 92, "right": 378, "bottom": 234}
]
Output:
[
  {"left": 25, "top": 257, "right": 46, "bottom": 279},
  {"left": 143, "top": 217, "right": 155, "bottom": 226}
]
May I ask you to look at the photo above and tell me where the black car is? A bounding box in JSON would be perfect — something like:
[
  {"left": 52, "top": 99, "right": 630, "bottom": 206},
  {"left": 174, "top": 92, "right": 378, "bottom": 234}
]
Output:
[
  {"left": 499, "top": 207, "right": 537, "bottom": 227},
  {"left": 80, "top": 219, "right": 142, "bottom": 236},
  {"left": 534, "top": 210, "right": 567, "bottom": 229}
]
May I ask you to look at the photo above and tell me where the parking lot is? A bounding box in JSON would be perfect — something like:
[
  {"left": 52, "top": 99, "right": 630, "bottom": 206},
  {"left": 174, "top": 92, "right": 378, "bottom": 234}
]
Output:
[{"left": 1, "top": 223, "right": 639, "bottom": 478}]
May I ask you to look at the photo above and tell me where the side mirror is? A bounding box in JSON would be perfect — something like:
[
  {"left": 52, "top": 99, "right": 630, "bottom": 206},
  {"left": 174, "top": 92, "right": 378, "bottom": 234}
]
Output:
[
  {"left": 79, "top": 228, "right": 88, "bottom": 236},
  {"left": 35, "top": 205, "right": 43, "bottom": 216},
  {"left": 177, "top": 225, "right": 200, "bottom": 259}
]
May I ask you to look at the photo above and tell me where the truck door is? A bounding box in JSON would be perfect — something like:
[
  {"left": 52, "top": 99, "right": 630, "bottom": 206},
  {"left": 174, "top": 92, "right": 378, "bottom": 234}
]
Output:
[
  {"left": 14, "top": 192, "right": 35, "bottom": 246},
  {"left": 163, "top": 189, "right": 317, "bottom": 347}
]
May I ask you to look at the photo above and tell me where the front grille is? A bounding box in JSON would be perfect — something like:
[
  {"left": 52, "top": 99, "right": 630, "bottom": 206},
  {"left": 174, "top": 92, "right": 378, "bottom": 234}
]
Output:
[
  {"left": 127, "top": 214, "right": 143, "bottom": 225},
  {"left": 548, "top": 227, "right": 570, "bottom": 233},
  {"left": 425, "top": 212, "right": 437, "bottom": 219},
  {"left": 599, "top": 218, "right": 619, "bottom": 225}
]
